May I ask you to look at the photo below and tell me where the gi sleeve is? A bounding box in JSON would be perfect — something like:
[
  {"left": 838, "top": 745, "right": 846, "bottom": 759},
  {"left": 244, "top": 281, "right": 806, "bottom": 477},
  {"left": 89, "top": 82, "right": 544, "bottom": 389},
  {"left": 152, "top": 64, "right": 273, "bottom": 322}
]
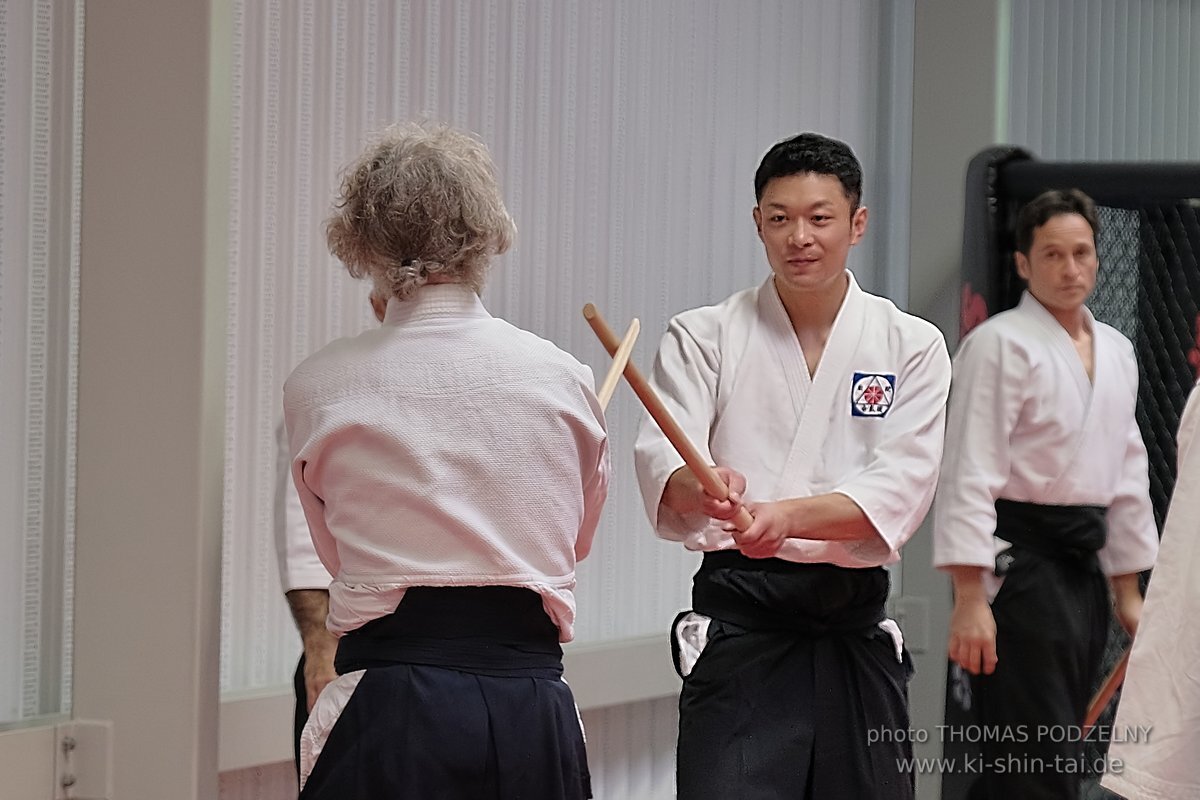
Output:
[
  {"left": 633, "top": 312, "right": 721, "bottom": 541},
  {"left": 931, "top": 326, "right": 1027, "bottom": 569},
  {"left": 274, "top": 419, "right": 332, "bottom": 592},
  {"left": 283, "top": 385, "right": 343, "bottom": 580},
  {"left": 834, "top": 328, "right": 952, "bottom": 560},
  {"left": 1099, "top": 353, "right": 1159, "bottom": 576}
]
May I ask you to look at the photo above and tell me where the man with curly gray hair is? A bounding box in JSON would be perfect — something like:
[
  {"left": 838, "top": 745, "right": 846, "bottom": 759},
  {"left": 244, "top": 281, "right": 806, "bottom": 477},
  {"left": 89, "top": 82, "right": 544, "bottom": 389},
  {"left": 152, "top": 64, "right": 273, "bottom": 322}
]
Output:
[
  {"left": 285, "top": 122, "right": 609, "bottom": 800},
  {"left": 326, "top": 121, "right": 516, "bottom": 301}
]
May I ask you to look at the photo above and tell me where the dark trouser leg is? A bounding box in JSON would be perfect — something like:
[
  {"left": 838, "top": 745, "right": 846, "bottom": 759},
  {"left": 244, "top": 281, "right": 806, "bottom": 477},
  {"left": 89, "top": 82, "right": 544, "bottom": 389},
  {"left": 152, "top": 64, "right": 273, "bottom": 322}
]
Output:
[
  {"left": 972, "top": 560, "right": 1108, "bottom": 800},
  {"left": 676, "top": 620, "right": 914, "bottom": 800},
  {"left": 811, "top": 627, "right": 916, "bottom": 800},
  {"left": 300, "top": 665, "right": 590, "bottom": 800},
  {"left": 676, "top": 620, "right": 812, "bottom": 800}
]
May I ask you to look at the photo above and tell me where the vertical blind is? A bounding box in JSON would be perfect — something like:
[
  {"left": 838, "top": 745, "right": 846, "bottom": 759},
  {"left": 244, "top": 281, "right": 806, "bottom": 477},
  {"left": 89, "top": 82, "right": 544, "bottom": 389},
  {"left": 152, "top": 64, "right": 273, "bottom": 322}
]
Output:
[
  {"left": 221, "top": 0, "right": 903, "bottom": 694},
  {"left": 0, "top": 0, "right": 82, "bottom": 727},
  {"left": 213, "top": 1, "right": 1200, "bottom": 795},
  {"left": 220, "top": 1, "right": 908, "bottom": 797},
  {"left": 1006, "top": 0, "right": 1200, "bottom": 160}
]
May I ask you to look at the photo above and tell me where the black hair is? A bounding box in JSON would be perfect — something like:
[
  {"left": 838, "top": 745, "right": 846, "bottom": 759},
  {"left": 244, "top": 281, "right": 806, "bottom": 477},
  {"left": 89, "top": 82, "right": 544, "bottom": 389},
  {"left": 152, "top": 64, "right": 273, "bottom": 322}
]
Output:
[
  {"left": 753, "top": 132, "right": 863, "bottom": 210},
  {"left": 1014, "top": 188, "right": 1100, "bottom": 255}
]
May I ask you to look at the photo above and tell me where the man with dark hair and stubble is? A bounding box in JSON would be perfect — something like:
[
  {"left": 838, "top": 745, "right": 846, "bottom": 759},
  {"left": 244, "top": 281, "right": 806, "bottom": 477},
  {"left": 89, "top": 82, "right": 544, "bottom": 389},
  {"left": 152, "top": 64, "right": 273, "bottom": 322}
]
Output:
[{"left": 934, "top": 188, "right": 1158, "bottom": 799}]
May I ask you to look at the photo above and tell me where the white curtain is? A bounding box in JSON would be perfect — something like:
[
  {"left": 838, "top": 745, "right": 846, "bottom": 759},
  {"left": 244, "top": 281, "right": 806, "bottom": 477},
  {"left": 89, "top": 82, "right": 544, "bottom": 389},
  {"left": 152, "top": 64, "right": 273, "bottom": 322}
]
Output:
[
  {"left": 1006, "top": 0, "right": 1200, "bottom": 160},
  {"left": 219, "top": 1, "right": 911, "bottom": 796},
  {"left": 221, "top": 0, "right": 907, "bottom": 696},
  {"left": 0, "top": 0, "right": 83, "bottom": 725}
]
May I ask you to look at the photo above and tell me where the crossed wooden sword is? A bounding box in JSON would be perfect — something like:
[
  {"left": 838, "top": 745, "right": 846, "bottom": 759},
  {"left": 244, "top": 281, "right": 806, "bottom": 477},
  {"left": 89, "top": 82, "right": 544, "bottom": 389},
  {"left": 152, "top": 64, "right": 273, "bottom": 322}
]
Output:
[
  {"left": 584, "top": 303, "right": 752, "bottom": 533},
  {"left": 583, "top": 303, "right": 1123, "bottom": 731}
]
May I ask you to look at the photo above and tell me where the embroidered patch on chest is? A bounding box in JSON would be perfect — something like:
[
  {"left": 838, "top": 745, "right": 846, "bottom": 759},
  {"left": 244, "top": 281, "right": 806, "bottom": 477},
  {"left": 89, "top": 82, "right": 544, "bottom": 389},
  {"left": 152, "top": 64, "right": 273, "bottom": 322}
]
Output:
[{"left": 851, "top": 372, "right": 896, "bottom": 417}]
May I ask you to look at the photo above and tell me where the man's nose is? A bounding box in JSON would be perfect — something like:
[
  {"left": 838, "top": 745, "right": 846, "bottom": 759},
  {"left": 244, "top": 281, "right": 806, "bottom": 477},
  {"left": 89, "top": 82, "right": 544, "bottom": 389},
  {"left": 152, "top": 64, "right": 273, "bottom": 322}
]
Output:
[{"left": 788, "top": 221, "right": 813, "bottom": 246}]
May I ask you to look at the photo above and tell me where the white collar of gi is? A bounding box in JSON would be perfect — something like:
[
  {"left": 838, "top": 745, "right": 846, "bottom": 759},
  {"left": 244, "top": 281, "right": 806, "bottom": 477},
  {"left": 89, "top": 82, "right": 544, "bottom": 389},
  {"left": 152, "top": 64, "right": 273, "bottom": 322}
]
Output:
[
  {"left": 1017, "top": 290, "right": 1095, "bottom": 337},
  {"left": 762, "top": 268, "right": 860, "bottom": 305},
  {"left": 383, "top": 283, "right": 491, "bottom": 324}
]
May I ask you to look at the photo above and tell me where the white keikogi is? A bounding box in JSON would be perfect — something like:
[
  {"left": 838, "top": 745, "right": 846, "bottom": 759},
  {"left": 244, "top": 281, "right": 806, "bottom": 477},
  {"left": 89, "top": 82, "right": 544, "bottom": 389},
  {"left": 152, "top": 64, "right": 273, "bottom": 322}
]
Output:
[
  {"left": 934, "top": 289, "right": 1159, "bottom": 800},
  {"left": 636, "top": 272, "right": 951, "bottom": 565},
  {"left": 285, "top": 285, "right": 611, "bottom": 642},
  {"left": 634, "top": 270, "right": 950, "bottom": 799},
  {"left": 274, "top": 420, "right": 331, "bottom": 594},
  {"left": 1102, "top": 380, "right": 1200, "bottom": 800},
  {"left": 933, "top": 292, "right": 1159, "bottom": 580}
]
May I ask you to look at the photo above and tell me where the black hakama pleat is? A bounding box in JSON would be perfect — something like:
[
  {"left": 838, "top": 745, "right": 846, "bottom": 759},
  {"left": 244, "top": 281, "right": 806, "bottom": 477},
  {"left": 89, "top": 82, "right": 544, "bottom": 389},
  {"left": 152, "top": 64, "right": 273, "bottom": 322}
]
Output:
[
  {"left": 299, "top": 586, "right": 590, "bottom": 800},
  {"left": 674, "top": 552, "right": 915, "bottom": 800},
  {"left": 945, "top": 500, "right": 1109, "bottom": 800}
]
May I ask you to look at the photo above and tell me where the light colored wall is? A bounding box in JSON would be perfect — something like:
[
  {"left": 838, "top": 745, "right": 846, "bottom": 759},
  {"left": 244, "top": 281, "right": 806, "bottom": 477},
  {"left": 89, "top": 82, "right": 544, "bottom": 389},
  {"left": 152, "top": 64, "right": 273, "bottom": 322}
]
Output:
[
  {"left": 906, "top": 2, "right": 1006, "bottom": 798},
  {"left": 73, "top": 1, "right": 222, "bottom": 798}
]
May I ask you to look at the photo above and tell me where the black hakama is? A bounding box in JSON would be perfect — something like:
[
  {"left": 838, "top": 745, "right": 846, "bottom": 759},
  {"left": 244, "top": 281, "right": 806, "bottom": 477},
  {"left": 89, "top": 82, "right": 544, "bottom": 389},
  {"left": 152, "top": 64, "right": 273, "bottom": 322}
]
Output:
[
  {"left": 292, "top": 652, "right": 308, "bottom": 779},
  {"left": 299, "top": 586, "right": 591, "bottom": 800},
  {"left": 947, "top": 500, "right": 1109, "bottom": 800},
  {"left": 674, "top": 551, "right": 915, "bottom": 800}
]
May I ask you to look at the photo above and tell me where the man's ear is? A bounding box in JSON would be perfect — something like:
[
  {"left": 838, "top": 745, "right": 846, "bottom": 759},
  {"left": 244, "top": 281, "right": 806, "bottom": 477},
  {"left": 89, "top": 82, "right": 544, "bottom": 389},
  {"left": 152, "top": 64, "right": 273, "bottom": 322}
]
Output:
[
  {"left": 849, "top": 205, "right": 868, "bottom": 245},
  {"left": 1014, "top": 251, "right": 1031, "bottom": 282},
  {"left": 752, "top": 206, "right": 764, "bottom": 241}
]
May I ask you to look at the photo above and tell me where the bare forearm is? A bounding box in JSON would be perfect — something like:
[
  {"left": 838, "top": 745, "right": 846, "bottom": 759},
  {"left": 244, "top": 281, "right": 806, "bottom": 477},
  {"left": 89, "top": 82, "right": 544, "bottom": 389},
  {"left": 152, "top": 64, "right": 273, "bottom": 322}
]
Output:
[
  {"left": 781, "top": 493, "right": 879, "bottom": 542},
  {"left": 1109, "top": 572, "right": 1141, "bottom": 604},
  {"left": 945, "top": 565, "right": 998, "bottom": 674},
  {"left": 287, "top": 588, "right": 338, "bottom": 712},
  {"left": 946, "top": 565, "right": 989, "bottom": 604},
  {"left": 285, "top": 589, "right": 331, "bottom": 646},
  {"left": 661, "top": 467, "right": 701, "bottom": 515},
  {"left": 1108, "top": 571, "right": 1145, "bottom": 635}
]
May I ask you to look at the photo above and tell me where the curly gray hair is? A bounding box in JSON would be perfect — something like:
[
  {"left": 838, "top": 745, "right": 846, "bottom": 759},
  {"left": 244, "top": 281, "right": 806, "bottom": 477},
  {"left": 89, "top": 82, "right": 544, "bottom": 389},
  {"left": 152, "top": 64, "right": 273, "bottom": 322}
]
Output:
[{"left": 326, "top": 122, "right": 516, "bottom": 299}]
